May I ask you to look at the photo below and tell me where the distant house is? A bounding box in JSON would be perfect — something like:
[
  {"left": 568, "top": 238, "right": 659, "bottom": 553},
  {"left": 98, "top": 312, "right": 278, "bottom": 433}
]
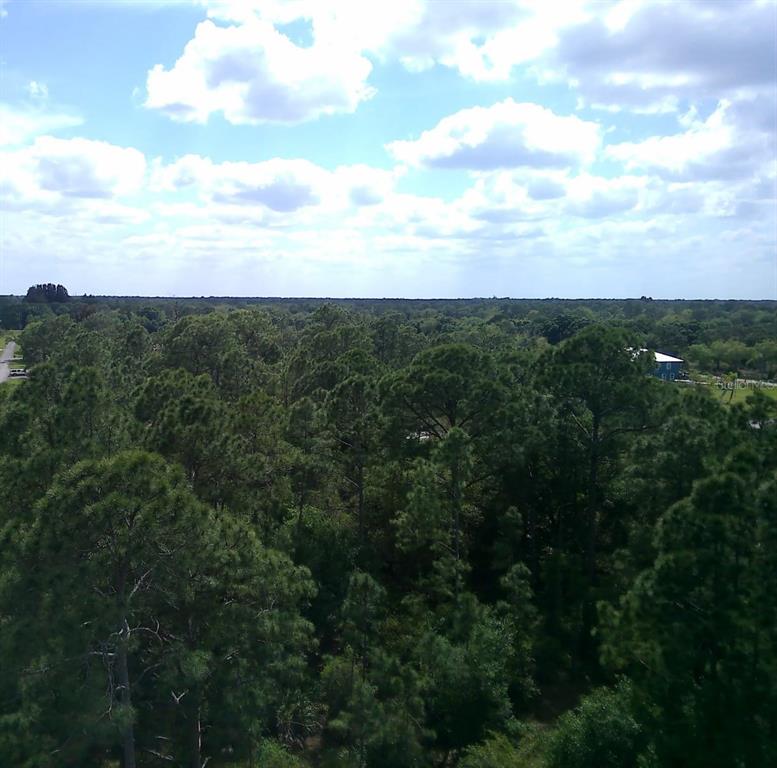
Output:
[
  {"left": 653, "top": 351, "right": 684, "bottom": 380},
  {"left": 629, "top": 348, "right": 684, "bottom": 380}
]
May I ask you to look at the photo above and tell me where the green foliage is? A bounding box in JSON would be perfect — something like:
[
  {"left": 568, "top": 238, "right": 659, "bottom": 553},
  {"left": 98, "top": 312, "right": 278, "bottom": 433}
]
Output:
[
  {"left": 601, "top": 472, "right": 777, "bottom": 767},
  {"left": 1, "top": 297, "right": 775, "bottom": 767},
  {"left": 546, "top": 682, "right": 642, "bottom": 768},
  {"left": 414, "top": 593, "right": 526, "bottom": 755},
  {"left": 459, "top": 732, "right": 523, "bottom": 768},
  {"left": 23, "top": 283, "right": 70, "bottom": 303},
  {"left": 255, "top": 739, "right": 307, "bottom": 767},
  {"left": 459, "top": 726, "right": 549, "bottom": 768}
]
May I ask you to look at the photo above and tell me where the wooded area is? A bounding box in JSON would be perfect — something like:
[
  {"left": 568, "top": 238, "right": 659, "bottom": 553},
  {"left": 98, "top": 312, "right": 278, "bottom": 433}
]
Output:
[{"left": 0, "top": 295, "right": 775, "bottom": 767}]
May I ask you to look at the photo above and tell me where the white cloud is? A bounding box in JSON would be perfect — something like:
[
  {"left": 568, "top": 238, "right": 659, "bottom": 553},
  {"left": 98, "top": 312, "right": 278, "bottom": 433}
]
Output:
[
  {"left": 5, "top": 146, "right": 774, "bottom": 297},
  {"left": 27, "top": 81, "right": 49, "bottom": 100},
  {"left": 527, "top": 176, "right": 566, "bottom": 201},
  {"left": 0, "top": 103, "right": 83, "bottom": 147},
  {"left": 453, "top": 171, "right": 546, "bottom": 226},
  {"left": 207, "top": 158, "right": 326, "bottom": 211},
  {"left": 549, "top": 0, "right": 777, "bottom": 112},
  {"left": 145, "top": 0, "right": 776, "bottom": 135},
  {"left": 200, "top": 0, "right": 586, "bottom": 82},
  {"left": 145, "top": 16, "right": 374, "bottom": 124},
  {"left": 146, "top": 0, "right": 589, "bottom": 127},
  {"left": 367, "top": 0, "right": 541, "bottom": 80},
  {"left": 0, "top": 137, "right": 146, "bottom": 209},
  {"left": 151, "top": 154, "right": 399, "bottom": 214},
  {"left": 334, "top": 164, "right": 398, "bottom": 206},
  {"left": 151, "top": 155, "right": 328, "bottom": 216},
  {"left": 450, "top": 169, "right": 649, "bottom": 226},
  {"left": 606, "top": 99, "right": 775, "bottom": 181},
  {"left": 387, "top": 99, "right": 601, "bottom": 170},
  {"left": 564, "top": 173, "right": 644, "bottom": 218}
]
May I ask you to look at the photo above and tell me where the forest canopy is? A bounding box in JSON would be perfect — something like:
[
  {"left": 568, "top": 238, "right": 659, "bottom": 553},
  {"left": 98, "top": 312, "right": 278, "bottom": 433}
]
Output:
[{"left": 0, "top": 297, "right": 775, "bottom": 767}]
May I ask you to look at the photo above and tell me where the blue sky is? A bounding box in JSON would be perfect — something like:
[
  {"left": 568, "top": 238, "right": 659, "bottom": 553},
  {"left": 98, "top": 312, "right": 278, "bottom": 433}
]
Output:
[{"left": 0, "top": 0, "right": 775, "bottom": 298}]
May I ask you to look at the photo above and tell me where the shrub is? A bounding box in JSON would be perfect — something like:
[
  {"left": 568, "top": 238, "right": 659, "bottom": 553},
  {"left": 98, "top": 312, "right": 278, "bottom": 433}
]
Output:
[
  {"left": 460, "top": 732, "right": 522, "bottom": 768},
  {"left": 546, "top": 681, "right": 643, "bottom": 768},
  {"left": 255, "top": 739, "right": 307, "bottom": 768}
]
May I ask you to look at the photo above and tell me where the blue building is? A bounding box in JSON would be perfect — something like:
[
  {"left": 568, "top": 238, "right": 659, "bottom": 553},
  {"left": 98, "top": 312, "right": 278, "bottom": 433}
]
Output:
[{"left": 653, "top": 351, "right": 684, "bottom": 380}]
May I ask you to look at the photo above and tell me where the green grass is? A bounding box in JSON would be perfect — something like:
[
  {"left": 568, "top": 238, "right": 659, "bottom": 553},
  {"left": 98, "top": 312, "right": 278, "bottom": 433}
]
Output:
[
  {"left": 713, "top": 386, "right": 777, "bottom": 406},
  {"left": 678, "top": 372, "right": 777, "bottom": 408}
]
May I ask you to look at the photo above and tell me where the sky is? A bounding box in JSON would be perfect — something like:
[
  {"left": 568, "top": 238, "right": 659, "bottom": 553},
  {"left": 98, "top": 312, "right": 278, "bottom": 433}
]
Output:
[{"left": 0, "top": 0, "right": 775, "bottom": 299}]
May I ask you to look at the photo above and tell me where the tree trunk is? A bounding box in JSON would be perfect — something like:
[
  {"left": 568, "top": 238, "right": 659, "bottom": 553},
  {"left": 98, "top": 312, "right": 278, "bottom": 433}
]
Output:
[
  {"left": 188, "top": 699, "right": 202, "bottom": 768},
  {"left": 117, "top": 624, "right": 137, "bottom": 768},
  {"left": 585, "top": 415, "right": 600, "bottom": 585},
  {"left": 550, "top": 505, "right": 565, "bottom": 636},
  {"left": 356, "top": 449, "right": 365, "bottom": 544},
  {"left": 451, "top": 458, "right": 462, "bottom": 599},
  {"left": 580, "top": 415, "right": 601, "bottom": 668}
]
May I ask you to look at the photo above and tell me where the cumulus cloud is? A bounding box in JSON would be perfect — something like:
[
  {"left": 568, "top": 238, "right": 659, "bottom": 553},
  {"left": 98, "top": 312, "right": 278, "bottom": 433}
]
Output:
[
  {"left": 201, "top": 0, "right": 588, "bottom": 82},
  {"left": 606, "top": 99, "right": 775, "bottom": 181},
  {"left": 0, "top": 137, "right": 146, "bottom": 210},
  {"left": 550, "top": 0, "right": 777, "bottom": 112},
  {"left": 198, "top": 0, "right": 775, "bottom": 104},
  {"left": 451, "top": 169, "right": 649, "bottom": 226},
  {"left": 151, "top": 154, "right": 398, "bottom": 214},
  {"left": 151, "top": 155, "right": 326, "bottom": 211},
  {"left": 372, "top": 0, "right": 540, "bottom": 80},
  {"left": 145, "top": 17, "right": 374, "bottom": 124},
  {"left": 387, "top": 99, "right": 601, "bottom": 170},
  {"left": 147, "top": 0, "right": 583, "bottom": 127},
  {"left": 527, "top": 176, "right": 566, "bottom": 201},
  {"left": 564, "top": 173, "right": 644, "bottom": 218},
  {"left": 5, "top": 140, "right": 773, "bottom": 297},
  {"left": 334, "top": 164, "right": 398, "bottom": 206},
  {"left": 0, "top": 103, "right": 83, "bottom": 147},
  {"left": 146, "top": 0, "right": 776, "bottom": 135}
]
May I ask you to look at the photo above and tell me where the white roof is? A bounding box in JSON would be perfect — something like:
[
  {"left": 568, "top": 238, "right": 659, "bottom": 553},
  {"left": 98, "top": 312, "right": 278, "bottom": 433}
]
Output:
[
  {"left": 629, "top": 348, "right": 684, "bottom": 364},
  {"left": 654, "top": 351, "right": 683, "bottom": 363}
]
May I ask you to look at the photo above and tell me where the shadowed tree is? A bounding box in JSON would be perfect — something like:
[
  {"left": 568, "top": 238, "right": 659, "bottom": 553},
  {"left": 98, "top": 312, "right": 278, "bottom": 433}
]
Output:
[
  {"left": 0, "top": 451, "right": 316, "bottom": 768},
  {"left": 601, "top": 470, "right": 777, "bottom": 767},
  {"left": 540, "top": 325, "right": 655, "bottom": 667}
]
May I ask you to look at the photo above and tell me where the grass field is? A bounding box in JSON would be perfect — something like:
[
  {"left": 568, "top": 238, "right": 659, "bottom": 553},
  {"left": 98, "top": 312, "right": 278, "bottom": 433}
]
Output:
[
  {"left": 678, "top": 380, "right": 777, "bottom": 407},
  {"left": 713, "top": 385, "right": 777, "bottom": 406}
]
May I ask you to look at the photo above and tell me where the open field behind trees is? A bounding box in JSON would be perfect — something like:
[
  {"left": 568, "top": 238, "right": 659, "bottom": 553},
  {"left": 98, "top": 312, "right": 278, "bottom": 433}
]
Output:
[
  {"left": 713, "top": 385, "right": 777, "bottom": 406},
  {"left": 0, "top": 293, "right": 775, "bottom": 768}
]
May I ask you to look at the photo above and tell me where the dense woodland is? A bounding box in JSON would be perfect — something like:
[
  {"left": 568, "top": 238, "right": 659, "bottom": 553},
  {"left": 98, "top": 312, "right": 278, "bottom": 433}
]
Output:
[{"left": 0, "top": 295, "right": 776, "bottom": 767}]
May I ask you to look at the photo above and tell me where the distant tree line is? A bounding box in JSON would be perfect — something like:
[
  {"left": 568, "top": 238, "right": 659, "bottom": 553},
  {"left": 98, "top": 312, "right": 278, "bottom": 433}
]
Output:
[
  {"left": 3, "top": 294, "right": 776, "bottom": 378},
  {"left": 23, "top": 283, "right": 70, "bottom": 303}
]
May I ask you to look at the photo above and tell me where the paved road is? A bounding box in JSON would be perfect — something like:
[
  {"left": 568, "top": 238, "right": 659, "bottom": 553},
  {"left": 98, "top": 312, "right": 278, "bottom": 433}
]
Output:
[{"left": 0, "top": 341, "right": 17, "bottom": 383}]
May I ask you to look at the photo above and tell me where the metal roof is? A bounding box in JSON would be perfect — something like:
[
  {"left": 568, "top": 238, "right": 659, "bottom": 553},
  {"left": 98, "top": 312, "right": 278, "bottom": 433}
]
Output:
[
  {"left": 654, "top": 351, "right": 683, "bottom": 364},
  {"left": 628, "top": 348, "right": 684, "bottom": 364}
]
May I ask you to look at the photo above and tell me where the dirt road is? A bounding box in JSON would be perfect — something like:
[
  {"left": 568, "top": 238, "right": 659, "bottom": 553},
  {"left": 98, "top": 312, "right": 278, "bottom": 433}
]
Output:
[{"left": 0, "top": 341, "right": 18, "bottom": 383}]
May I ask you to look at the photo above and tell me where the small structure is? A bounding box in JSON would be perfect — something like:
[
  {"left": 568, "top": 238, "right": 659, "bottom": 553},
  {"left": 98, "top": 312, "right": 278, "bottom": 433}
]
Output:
[
  {"left": 629, "top": 348, "right": 684, "bottom": 381},
  {"left": 653, "top": 351, "right": 684, "bottom": 381}
]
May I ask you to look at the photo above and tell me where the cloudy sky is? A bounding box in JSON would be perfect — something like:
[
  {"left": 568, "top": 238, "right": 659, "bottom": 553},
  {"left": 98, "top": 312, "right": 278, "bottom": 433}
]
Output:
[{"left": 0, "top": 0, "right": 775, "bottom": 298}]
